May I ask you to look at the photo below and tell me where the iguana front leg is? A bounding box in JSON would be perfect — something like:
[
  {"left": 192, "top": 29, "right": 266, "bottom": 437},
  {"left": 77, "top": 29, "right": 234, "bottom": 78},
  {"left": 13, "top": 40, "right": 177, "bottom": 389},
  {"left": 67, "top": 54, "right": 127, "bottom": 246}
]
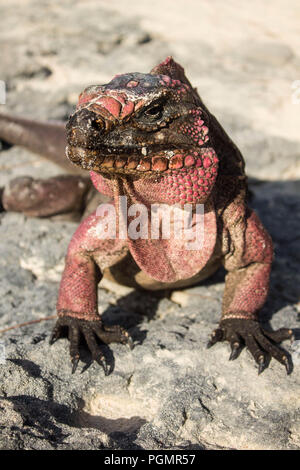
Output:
[
  {"left": 50, "top": 210, "right": 132, "bottom": 373},
  {"left": 208, "top": 205, "right": 293, "bottom": 374}
]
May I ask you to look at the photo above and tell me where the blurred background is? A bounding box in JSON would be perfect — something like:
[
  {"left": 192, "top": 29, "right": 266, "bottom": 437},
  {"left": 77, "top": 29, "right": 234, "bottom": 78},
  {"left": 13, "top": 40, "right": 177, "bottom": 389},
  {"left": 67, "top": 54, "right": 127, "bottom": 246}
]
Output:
[{"left": 1, "top": 0, "right": 299, "bottom": 184}]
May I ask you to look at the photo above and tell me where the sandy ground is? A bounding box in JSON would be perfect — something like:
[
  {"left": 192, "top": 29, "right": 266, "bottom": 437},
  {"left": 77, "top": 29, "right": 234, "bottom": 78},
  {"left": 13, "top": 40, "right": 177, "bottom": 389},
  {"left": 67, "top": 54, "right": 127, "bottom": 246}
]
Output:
[
  {"left": 105, "top": 0, "right": 300, "bottom": 142},
  {"left": 2, "top": 0, "right": 300, "bottom": 143}
]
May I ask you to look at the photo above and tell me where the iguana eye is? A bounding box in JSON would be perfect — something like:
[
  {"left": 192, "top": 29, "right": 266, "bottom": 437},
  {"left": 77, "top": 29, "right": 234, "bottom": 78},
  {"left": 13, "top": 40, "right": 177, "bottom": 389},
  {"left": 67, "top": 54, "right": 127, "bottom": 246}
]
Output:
[{"left": 144, "top": 104, "right": 163, "bottom": 119}]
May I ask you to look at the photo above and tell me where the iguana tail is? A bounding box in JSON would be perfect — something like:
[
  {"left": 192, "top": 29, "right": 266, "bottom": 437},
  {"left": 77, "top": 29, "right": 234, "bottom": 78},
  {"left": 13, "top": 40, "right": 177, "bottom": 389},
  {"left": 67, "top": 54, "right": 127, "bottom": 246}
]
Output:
[{"left": 0, "top": 112, "right": 84, "bottom": 174}]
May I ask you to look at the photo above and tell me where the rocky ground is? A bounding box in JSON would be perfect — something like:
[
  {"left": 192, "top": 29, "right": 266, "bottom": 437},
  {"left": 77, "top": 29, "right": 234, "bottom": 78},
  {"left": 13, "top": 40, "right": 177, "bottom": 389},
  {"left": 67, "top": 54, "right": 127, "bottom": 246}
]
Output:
[{"left": 0, "top": 0, "right": 299, "bottom": 450}]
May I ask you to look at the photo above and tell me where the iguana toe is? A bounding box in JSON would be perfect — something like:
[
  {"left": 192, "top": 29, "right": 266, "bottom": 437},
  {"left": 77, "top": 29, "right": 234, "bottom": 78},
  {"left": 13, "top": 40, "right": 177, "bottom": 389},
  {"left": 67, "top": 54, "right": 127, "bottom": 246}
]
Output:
[
  {"left": 50, "top": 316, "right": 132, "bottom": 374},
  {"left": 208, "top": 318, "right": 293, "bottom": 374}
]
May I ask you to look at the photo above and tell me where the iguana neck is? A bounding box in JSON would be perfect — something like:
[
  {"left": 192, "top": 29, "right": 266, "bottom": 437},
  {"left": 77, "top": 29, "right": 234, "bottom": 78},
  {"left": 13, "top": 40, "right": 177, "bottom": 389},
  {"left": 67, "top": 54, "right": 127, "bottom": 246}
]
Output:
[{"left": 90, "top": 145, "right": 218, "bottom": 207}]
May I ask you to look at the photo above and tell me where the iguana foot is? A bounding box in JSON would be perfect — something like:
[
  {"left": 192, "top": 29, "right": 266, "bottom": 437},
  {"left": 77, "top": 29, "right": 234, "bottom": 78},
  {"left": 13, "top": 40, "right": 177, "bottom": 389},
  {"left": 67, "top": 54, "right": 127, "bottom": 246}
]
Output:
[
  {"left": 50, "top": 316, "right": 133, "bottom": 374},
  {"left": 207, "top": 318, "right": 293, "bottom": 375}
]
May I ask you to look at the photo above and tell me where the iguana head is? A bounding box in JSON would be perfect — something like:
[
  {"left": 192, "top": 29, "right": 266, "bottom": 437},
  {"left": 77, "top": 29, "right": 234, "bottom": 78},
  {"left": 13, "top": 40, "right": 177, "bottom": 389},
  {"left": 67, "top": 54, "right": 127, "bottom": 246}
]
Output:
[{"left": 66, "top": 57, "right": 219, "bottom": 204}]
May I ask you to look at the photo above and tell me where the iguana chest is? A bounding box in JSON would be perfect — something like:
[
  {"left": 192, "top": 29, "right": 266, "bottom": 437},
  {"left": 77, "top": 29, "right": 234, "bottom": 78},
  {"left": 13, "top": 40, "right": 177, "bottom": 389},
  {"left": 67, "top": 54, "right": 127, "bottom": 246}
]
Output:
[
  {"left": 91, "top": 171, "right": 218, "bottom": 285},
  {"left": 126, "top": 202, "right": 217, "bottom": 283}
]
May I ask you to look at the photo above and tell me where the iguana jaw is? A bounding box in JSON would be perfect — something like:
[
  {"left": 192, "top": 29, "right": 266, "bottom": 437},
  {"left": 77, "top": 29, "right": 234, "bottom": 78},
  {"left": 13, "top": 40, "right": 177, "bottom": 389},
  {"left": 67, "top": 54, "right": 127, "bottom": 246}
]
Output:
[{"left": 66, "top": 143, "right": 217, "bottom": 177}]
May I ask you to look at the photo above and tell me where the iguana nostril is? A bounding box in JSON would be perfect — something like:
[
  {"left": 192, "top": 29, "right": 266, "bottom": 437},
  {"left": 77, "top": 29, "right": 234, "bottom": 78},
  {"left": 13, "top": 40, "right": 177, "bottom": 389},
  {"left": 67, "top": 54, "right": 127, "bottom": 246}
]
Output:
[
  {"left": 67, "top": 108, "right": 91, "bottom": 128},
  {"left": 67, "top": 109, "right": 106, "bottom": 147}
]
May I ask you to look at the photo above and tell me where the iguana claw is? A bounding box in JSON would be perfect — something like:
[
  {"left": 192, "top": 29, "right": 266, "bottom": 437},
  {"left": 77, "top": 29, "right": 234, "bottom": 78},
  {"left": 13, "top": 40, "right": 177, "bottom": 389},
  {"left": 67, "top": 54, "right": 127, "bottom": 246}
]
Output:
[
  {"left": 229, "top": 342, "right": 242, "bottom": 361},
  {"left": 209, "top": 318, "right": 293, "bottom": 374},
  {"left": 71, "top": 356, "right": 79, "bottom": 374},
  {"left": 50, "top": 316, "right": 132, "bottom": 374},
  {"left": 258, "top": 356, "right": 266, "bottom": 375}
]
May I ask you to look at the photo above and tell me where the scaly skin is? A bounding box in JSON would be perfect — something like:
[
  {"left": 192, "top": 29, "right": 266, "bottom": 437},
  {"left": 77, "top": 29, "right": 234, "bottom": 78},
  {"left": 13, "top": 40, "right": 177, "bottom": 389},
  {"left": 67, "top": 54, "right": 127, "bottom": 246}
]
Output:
[
  {"left": 0, "top": 57, "right": 293, "bottom": 374},
  {"left": 50, "top": 57, "right": 293, "bottom": 374}
]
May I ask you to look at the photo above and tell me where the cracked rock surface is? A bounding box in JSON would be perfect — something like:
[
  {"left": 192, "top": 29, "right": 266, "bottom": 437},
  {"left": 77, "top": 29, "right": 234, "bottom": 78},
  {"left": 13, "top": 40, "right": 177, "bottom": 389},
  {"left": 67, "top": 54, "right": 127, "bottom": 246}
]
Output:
[{"left": 0, "top": 0, "right": 299, "bottom": 450}]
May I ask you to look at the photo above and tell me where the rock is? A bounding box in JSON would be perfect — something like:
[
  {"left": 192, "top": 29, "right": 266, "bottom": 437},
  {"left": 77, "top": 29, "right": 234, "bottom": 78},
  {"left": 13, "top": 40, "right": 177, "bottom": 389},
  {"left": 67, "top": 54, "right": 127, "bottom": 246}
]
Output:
[
  {"left": 101, "top": 278, "right": 134, "bottom": 297},
  {"left": 0, "top": 184, "right": 299, "bottom": 450}
]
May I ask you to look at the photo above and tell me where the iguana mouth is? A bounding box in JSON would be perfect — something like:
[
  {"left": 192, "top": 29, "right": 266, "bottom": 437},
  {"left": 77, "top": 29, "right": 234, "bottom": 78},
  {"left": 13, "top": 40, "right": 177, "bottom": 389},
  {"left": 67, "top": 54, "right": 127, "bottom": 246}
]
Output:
[{"left": 66, "top": 144, "right": 217, "bottom": 177}]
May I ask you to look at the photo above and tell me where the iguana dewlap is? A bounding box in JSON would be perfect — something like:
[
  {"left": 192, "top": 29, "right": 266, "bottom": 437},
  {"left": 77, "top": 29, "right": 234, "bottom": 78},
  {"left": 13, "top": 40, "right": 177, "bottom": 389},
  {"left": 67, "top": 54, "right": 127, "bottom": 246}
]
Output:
[{"left": 1, "top": 57, "right": 293, "bottom": 374}]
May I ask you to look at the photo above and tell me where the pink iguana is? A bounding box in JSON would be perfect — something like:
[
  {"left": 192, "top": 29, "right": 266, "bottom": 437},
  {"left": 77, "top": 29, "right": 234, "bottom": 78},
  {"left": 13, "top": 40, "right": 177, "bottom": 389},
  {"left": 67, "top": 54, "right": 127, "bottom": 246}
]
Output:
[{"left": 0, "top": 57, "right": 293, "bottom": 374}]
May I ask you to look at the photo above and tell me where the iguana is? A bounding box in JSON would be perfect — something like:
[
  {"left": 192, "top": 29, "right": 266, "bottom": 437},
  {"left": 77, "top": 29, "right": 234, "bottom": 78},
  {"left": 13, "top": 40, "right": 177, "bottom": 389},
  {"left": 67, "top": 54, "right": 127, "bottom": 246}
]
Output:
[{"left": 0, "top": 57, "right": 293, "bottom": 374}]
